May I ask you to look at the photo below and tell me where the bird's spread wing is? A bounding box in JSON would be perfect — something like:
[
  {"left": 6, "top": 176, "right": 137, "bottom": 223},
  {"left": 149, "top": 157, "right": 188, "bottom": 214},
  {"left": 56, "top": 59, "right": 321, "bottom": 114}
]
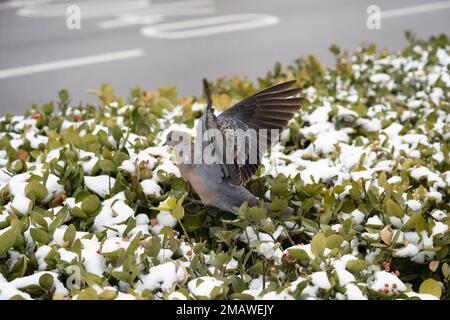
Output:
[{"left": 201, "top": 79, "right": 302, "bottom": 185}]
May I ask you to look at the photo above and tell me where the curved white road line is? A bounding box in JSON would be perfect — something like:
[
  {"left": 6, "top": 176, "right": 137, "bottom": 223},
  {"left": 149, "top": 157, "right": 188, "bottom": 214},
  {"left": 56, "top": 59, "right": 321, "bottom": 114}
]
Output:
[
  {"left": 0, "top": 49, "right": 145, "bottom": 80},
  {"left": 99, "top": 7, "right": 217, "bottom": 29},
  {"left": 140, "top": 14, "right": 280, "bottom": 39}
]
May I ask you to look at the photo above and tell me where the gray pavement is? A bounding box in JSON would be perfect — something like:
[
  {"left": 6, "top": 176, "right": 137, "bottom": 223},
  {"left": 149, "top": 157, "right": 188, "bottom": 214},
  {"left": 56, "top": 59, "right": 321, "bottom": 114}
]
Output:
[{"left": 0, "top": 0, "right": 449, "bottom": 115}]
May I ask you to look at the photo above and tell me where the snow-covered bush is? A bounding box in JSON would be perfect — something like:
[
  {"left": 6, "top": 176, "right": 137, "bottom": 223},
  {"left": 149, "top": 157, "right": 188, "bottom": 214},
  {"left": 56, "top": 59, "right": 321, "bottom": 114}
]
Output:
[{"left": 0, "top": 33, "right": 448, "bottom": 300}]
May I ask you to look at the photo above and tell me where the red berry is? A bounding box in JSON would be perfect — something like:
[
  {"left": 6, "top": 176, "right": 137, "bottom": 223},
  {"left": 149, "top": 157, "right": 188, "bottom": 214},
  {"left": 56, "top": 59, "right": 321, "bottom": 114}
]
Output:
[
  {"left": 392, "top": 283, "right": 397, "bottom": 289},
  {"left": 31, "top": 113, "right": 41, "bottom": 120},
  {"left": 16, "top": 149, "right": 29, "bottom": 161},
  {"left": 52, "top": 191, "right": 66, "bottom": 206},
  {"left": 186, "top": 250, "right": 192, "bottom": 257},
  {"left": 394, "top": 291, "right": 400, "bottom": 297},
  {"left": 384, "top": 283, "right": 389, "bottom": 287},
  {"left": 383, "top": 288, "right": 389, "bottom": 294}
]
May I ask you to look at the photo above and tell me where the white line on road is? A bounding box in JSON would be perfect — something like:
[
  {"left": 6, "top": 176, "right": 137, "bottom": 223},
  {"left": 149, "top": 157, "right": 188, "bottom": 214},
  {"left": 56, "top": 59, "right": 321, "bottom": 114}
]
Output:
[
  {"left": 17, "top": 0, "right": 150, "bottom": 18},
  {"left": 382, "top": 1, "right": 450, "bottom": 19},
  {"left": 0, "top": 49, "right": 145, "bottom": 80},
  {"left": 99, "top": 7, "right": 217, "bottom": 29},
  {"left": 140, "top": 14, "right": 280, "bottom": 39}
]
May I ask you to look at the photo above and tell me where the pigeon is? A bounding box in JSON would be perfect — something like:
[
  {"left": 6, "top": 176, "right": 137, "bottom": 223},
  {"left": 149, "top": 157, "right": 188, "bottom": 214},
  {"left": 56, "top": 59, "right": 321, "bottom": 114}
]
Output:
[{"left": 164, "top": 79, "right": 302, "bottom": 215}]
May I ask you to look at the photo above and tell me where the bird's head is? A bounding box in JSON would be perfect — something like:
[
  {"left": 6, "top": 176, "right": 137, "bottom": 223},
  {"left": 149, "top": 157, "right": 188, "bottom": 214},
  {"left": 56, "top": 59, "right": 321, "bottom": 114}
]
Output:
[{"left": 164, "top": 130, "right": 192, "bottom": 148}]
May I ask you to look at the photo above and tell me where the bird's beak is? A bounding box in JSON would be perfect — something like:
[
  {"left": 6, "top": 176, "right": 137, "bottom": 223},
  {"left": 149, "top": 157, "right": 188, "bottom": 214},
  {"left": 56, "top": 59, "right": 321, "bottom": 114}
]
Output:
[{"left": 162, "top": 142, "right": 167, "bottom": 146}]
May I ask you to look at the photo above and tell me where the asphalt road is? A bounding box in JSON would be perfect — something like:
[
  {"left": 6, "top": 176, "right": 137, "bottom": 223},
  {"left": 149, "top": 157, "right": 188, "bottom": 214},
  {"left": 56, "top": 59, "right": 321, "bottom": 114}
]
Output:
[{"left": 0, "top": 0, "right": 449, "bottom": 115}]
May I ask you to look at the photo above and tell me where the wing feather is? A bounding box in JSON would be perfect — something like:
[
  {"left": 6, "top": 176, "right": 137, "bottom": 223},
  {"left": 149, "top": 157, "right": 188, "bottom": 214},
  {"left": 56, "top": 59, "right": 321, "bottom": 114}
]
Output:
[{"left": 201, "top": 79, "right": 302, "bottom": 185}]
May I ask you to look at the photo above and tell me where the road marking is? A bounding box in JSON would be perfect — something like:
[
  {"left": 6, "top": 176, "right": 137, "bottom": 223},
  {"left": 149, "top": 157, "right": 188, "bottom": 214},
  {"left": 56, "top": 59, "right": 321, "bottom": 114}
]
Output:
[
  {"left": 17, "top": 0, "right": 150, "bottom": 18},
  {"left": 0, "top": 0, "right": 49, "bottom": 10},
  {"left": 12, "top": 0, "right": 280, "bottom": 38},
  {"left": 382, "top": 1, "right": 450, "bottom": 19},
  {"left": 140, "top": 14, "right": 280, "bottom": 39},
  {"left": 0, "top": 49, "right": 145, "bottom": 80},
  {"left": 99, "top": 3, "right": 217, "bottom": 29}
]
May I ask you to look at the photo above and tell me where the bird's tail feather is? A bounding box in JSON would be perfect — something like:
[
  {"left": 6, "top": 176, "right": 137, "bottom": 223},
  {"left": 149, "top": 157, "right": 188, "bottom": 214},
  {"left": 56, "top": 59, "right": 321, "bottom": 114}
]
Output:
[{"left": 202, "top": 78, "right": 213, "bottom": 112}]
